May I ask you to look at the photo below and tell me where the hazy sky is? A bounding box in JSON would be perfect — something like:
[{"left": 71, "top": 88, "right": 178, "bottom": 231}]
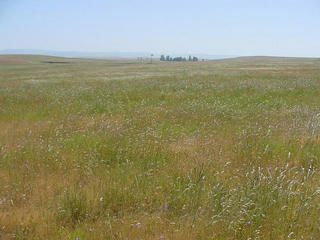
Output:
[{"left": 1, "top": 0, "right": 320, "bottom": 57}]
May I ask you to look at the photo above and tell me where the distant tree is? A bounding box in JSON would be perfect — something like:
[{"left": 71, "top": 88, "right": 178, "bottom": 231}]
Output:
[
  {"left": 192, "top": 56, "right": 198, "bottom": 62},
  {"left": 162, "top": 56, "right": 194, "bottom": 62},
  {"left": 165, "top": 56, "right": 188, "bottom": 62}
]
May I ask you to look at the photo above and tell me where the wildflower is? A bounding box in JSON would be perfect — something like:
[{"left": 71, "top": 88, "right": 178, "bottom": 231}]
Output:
[
  {"left": 164, "top": 204, "right": 169, "bottom": 211},
  {"left": 160, "top": 235, "right": 165, "bottom": 239},
  {"left": 136, "top": 222, "right": 142, "bottom": 228},
  {"left": 75, "top": 238, "right": 80, "bottom": 240},
  {"left": 26, "top": 164, "right": 29, "bottom": 169},
  {"left": 89, "top": 228, "right": 94, "bottom": 232}
]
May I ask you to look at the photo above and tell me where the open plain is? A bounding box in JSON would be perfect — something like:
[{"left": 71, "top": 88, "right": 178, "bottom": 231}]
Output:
[{"left": 1, "top": 55, "right": 320, "bottom": 239}]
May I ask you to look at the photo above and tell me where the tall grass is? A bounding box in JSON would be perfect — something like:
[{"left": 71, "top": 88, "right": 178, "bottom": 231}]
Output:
[{"left": 1, "top": 56, "right": 320, "bottom": 239}]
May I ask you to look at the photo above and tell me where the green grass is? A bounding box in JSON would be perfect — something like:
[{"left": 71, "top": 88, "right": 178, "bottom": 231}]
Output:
[{"left": 1, "top": 55, "right": 320, "bottom": 239}]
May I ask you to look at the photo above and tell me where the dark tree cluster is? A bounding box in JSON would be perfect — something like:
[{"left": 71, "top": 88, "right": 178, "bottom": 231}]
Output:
[{"left": 160, "top": 55, "right": 198, "bottom": 62}]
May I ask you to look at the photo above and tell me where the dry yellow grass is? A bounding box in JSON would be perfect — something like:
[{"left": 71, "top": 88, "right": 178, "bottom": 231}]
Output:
[{"left": 1, "top": 55, "right": 320, "bottom": 239}]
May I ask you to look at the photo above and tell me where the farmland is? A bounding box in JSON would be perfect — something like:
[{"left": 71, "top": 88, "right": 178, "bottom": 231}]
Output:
[{"left": 1, "top": 55, "right": 320, "bottom": 239}]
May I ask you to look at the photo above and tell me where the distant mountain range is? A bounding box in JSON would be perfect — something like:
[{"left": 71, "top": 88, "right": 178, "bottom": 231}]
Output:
[{"left": 0, "top": 49, "right": 236, "bottom": 60}]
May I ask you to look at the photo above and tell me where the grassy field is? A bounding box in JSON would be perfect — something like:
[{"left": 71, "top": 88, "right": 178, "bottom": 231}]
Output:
[{"left": 1, "top": 55, "right": 320, "bottom": 239}]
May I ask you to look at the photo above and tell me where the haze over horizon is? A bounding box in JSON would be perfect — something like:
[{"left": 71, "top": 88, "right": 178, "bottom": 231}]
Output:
[{"left": 1, "top": 0, "right": 320, "bottom": 58}]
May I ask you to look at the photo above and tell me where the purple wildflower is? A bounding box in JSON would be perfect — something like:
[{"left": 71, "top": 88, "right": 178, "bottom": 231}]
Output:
[
  {"left": 89, "top": 228, "right": 94, "bottom": 232},
  {"left": 136, "top": 222, "right": 142, "bottom": 228},
  {"left": 164, "top": 204, "right": 169, "bottom": 211},
  {"left": 160, "top": 235, "right": 165, "bottom": 239}
]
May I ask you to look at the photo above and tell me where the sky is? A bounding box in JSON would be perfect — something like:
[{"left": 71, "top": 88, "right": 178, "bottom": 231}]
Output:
[{"left": 1, "top": 0, "right": 320, "bottom": 57}]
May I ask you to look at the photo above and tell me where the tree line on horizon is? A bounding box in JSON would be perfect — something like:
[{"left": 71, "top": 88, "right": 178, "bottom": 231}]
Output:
[{"left": 160, "top": 55, "right": 198, "bottom": 62}]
